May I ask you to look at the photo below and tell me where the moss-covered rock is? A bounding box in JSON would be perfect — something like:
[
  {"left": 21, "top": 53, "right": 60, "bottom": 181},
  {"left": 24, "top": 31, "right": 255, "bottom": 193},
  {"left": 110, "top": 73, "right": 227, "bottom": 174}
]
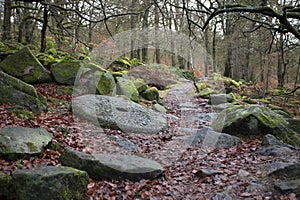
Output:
[
  {"left": 141, "top": 87, "right": 159, "bottom": 101},
  {"left": 0, "top": 71, "right": 47, "bottom": 113},
  {"left": 97, "top": 72, "right": 116, "bottom": 96},
  {"left": 51, "top": 61, "right": 80, "bottom": 85},
  {"left": 56, "top": 85, "right": 74, "bottom": 95},
  {"left": 133, "top": 78, "right": 148, "bottom": 94},
  {"left": 116, "top": 77, "right": 139, "bottom": 102},
  {"left": 0, "top": 127, "right": 53, "bottom": 160},
  {"left": 0, "top": 172, "right": 15, "bottom": 199},
  {"left": 12, "top": 166, "right": 89, "bottom": 200},
  {"left": 211, "top": 104, "right": 300, "bottom": 146},
  {"left": 0, "top": 47, "right": 52, "bottom": 84}
]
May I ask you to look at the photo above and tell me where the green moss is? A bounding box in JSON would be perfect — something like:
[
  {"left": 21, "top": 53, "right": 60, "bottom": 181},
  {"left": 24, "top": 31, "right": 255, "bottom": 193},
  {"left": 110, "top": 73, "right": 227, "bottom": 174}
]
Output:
[
  {"left": 116, "top": 77, "right": 139, "bottom": 102},
  {"left": 97, "top": 72, "right": 116, "bottom": 96},
  {"left": 141, "top": 87, "right": 159, "bottom": 101},
  {"left": 25, "top": 142, "right": 38, "bottom": 152},
  {"left": 8, "top": 109, "right": 35, "bottom": 120}
]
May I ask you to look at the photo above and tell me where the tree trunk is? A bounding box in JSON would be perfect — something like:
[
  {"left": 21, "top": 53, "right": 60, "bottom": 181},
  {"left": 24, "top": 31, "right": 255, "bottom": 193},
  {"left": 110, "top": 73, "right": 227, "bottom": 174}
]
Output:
[
  {"left": 154, "top": 5, "right": 160, "bottom": 64},
  {"left": 142, "top": 4, "right": 149, "bottom": 63},
  {"left": 40, "top": 3, "right": 48, "bottom": 52},
  {"left": 277, "top": 33, "right": 284, "bottom": 87},
  {"left": 212, "top": 22, "right": 217, "bottom": 72},
  {"left": 2, "top": 0, "right": 12, "bottom": 41},
  {"left": 294, "top": 56, "right": 300, "bottom": 87}
]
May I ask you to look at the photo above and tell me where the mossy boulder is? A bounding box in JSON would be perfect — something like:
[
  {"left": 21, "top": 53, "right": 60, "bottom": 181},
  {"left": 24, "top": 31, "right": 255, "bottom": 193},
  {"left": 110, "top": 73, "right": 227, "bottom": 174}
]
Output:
[
  {"left": 60, "top": 148, "right": 163, "bottom": 181},
  {"left": 56, "top": 85, "right": 74, "bottom": 95},
  {"left": 97, "top": 72, "right": 116, "bottom": 96},
  {"left": 141, "top": 87, "right": 159, "bottom": 101},
  {"left": 51, "top": 61, "right": 80, "bottom": 85},
  {"left": 0, "top": 47, "right": 52, "bottom": 84},
  {"left": 133, "top": 78, "right": 148, "bottom": 94},
  {"left": 0, "top": 172, "right": 15, "bottom": 199},
  {"left": 0, "top": 71, "right": 47, "bottom": 113},
  {"left": 0, "top": 127, "right": 53, "bottom": 160},
  {"left": 196, "top": 87, "right": 215, "bottom": 99},
  {"left": 116, "top": 77, "right": 139, "bottom": 102},
  {"left": 211, "top": 104, "right": 300, "bottom": 146},
  {"left": 12, "top": 166, "right": 89, "bottom": 200}
]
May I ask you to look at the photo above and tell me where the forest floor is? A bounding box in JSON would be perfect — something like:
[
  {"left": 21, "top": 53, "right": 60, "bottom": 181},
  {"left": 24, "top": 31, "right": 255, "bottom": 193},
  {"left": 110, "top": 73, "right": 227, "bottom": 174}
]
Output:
[{"left": 0, "top": 81, "right": 299, "bottom": 200}]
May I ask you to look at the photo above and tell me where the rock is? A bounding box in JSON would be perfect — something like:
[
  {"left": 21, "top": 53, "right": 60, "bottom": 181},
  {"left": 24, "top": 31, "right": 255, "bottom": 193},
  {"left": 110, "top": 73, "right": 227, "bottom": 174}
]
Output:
[
  {"left": 0, "top": 127, "right": 53, "bottom": 160},
  {"left": 0, "top": 47, "right": 51, "bottom": 84},
  {"left": 133, "top": 78, "right": 148, "bottom": 94},
  {"left": 212, "top": 186, "right": 237, "bottom": 200},
  {"left": 198, "top": 113, "right": 218, "bottom": 124},
  {"left": 141, "top": 87, "right": 160, "bottom": 101},
  {"left": 274, "top": 179, "right": 300, "bottom": 195},
  {"left": 60, "top": 148, "right": 163, "bottom": 181},
  {"left": 116, "top": 77, "right": 139, "bottom": 102},
  {"left": 189, "top": 127, "right": 240, "bottom": 148},
  {"left": 0, "top": 71, "right": 48, "bottom": 113},
  {"left": 269, "top": 162, "right": 300, "bottom": 179},
  {"left": 238, "top": 169, "right": 250, "bottom": 177},
  {"left": 196, "top": 87, "right": 215, "bottom": 99},
  {"left": 51, "top": 61, "right": 80, "bottom": 85},
  {"left": 115, "top": 137, "right": 138, "bottom": 151},
  {"left": 211, "top": 104, "right": 299, "bottom": 146},
  {"left": 0, "top": 172, "right": 15, "bottom": 199},
  {"left": 12, "top": 166, "right": 89, "bottom": 200},
  {"left": 257, "top": 146, "right": 293, "bottom": 157},
  {"left": 263, "top": 161, "right": 297, "bottom": 176},
  {"left": 287, "top": 118, "right": 300, "bottom": 134},
  {"left": 72, "top": 95, "right": 168, "bottom": 134},
  {"left": 209, "top": 94, "right": 232, "bottom": 105},
  {"left": 261, "top": 134, "right": 293, "bottom": 148},
  {"left": 195, "top": 168, "right": 223, "bottom": 178},
  {"left": 152, "top": 103, "right": 167, "bottom": 113},
  {"left": 246, "top": 182, "right": 265, "bottom": 193},
  {"left": 97, "top": 71, "right": 116, "bottom": 96},
  {"left": 212, "top": 103, "right": 236, "bottom": 111}
]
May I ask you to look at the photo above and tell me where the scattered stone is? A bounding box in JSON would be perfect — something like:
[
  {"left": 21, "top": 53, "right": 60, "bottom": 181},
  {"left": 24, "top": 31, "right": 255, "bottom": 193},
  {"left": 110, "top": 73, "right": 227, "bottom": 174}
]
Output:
[
  {"left": 274, "top": 179, "right": 300, "bottom": 195},
  {"left": 257, "top": 146, "right": 293, "bottom": 157},
  {"left": 0, "top": 127, "right": 53, "bottom": 160},
  {"left": 133, "top": 78, "right": 148, "bottom": 94},
  {"left": 209, "top": 94, "right": 232, "bottom": 105},
  {"left": 72, "top": 95, "right": 168, "bottom": 134},
  {"left": 116, "top": 77, "right": 139, "bottom": 102},
  {"left": 60, "top": 148, "right": 163, "bottom": 181},
  {"left": 212, "top": 186, "right": 237, "bottom": 200},
  {"left": 152, "top": 103, "right": 167, "bottom": 113},
  {"left": 195, "top": 168, "right": 223, "bottom": 178},
  {"left": 189, "top": 127, "right": 240, "bottom": 148},
  {"left": 287, "top": 118, "right": 300, "bottom": 134},
  {"left": 12, "top": 166, "right": 89, "bottom": 200},
  {"left": 238, "top": 169, "right": 250, "bottom": 177},
  {"left": 261, "top": 134, "right": 293, "bottom": 148},
  {"left": 51, "top": 61, "right": 80, "bottom": 85},
  {"left": 263, "top": 161, "right": 297, "bottom": 176},
  {"left": 0, "top": 71, "right": 48, "bottom": 113},
  {"left": 198, "top": 113, "right": 218, "bottom": 124},
  {"left": 0, "top": 47, "right": 51, "bottom": 84},
  {"left": 212, "top": 102, "right": 236, "bottom": 111},
  {"left": 269, "top": 162, "right": 300, "bottom": 179},
  {"left": 115, "top": 137, "right": 138, "bottom": 151},
  {"left": 246, "top": 182, "right": 265, "bottom": 193}
]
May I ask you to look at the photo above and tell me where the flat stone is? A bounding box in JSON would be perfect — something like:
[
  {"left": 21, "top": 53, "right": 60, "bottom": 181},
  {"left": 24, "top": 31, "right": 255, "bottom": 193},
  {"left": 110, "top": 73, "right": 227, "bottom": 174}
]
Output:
[
  {"left": 12, "top": 166, "right": 89, "bottom": 200},
  {"left": 60, "top": 148, "right": 163, "bottom": 181},
  {"left": 0, "top": 127, "right": 53, "bottom": 160},
  {"left": 72, "top": 95, "right": 168, "bottom": 134}
]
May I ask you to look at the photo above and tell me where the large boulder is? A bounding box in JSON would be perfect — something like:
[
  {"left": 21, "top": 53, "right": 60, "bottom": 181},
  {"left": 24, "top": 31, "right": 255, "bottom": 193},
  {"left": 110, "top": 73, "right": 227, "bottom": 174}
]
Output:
[
  {"left": 0, "top": 172, "right": 14, "bottom": 199},
  {"left": 72, "top": 95, "right": 168, "bottom": 134},
  {"left": 211, "top": 104, "right": 299, "bottom": 146},
  {"left": 0, "top": 71, "right": 47, "bottom": 113},
  {"left": 116, "top": 77, "right": 139, "bottom": 102},
  {"left": 60, "top": 148, "right": 163, "bottom": 181},
  {"left": 141, "top": 87, "right": 159, "bottom": 102},
  {"left": 0, "top": 47, "right": 51, "bottom": 84},
  {"left": 97, "top": 71, "right": 116, "bottom": 96},
  {"left": 0, "top": 127, "right": 53, "bottom": 160},
  {"left": 12, "top": 166, "right": 89, "bottom": 200},
  {"left": 51, "top": 61, "right": 80, "bottom": 85}
]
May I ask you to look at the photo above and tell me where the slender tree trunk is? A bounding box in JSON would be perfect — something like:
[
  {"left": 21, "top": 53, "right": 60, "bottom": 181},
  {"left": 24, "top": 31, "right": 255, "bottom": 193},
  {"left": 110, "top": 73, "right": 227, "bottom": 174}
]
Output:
[
  {"left": 142, "top": 4, "right": 149, "bottom": 63},
  {"left": 212, "top": 22, "right": 217, "bottom": 72},
  {"left": 277, "top": 33, "right": 284, "bottom": 87},
  {"left": 294, "top": 56, "right": 300, "bottom": 87},
  {"left": 154, "top": 5, "right": 160, "bottom": 64},
  {"left": 40, "top": 3, "right": 48, "bottom": 52},
  {"left": 130, "top": 0, "right": 137, "bottom": 59},
  {"left": 2, "top": 0, "right": 12, "bottom": 41}
]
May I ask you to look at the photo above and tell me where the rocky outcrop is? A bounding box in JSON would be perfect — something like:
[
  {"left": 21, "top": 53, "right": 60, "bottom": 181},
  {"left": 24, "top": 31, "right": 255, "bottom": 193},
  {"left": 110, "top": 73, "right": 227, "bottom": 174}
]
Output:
[
  {"left": 60, "top": 148, "right": 163, "bottom": 181},
  {"left": 211, "top": 104, "right": 299, "bottom": 146},
  {"left": 12, "top": 166, "right": 89, "bottom": 200},
  {"left": 51, "top": 61, "right": 80, "bottom": 85},
  {"left": 0, "top": 71, "right": 47, "bottom": 113},
  {"left": 72, "top": 95, "right": 168, "bottom": 134},
  {"left": 0, "top": 47, "right": 51, "bottom": 84},
  {"left": 0, "top": 127, "right": 53, "bottom": 160}
]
